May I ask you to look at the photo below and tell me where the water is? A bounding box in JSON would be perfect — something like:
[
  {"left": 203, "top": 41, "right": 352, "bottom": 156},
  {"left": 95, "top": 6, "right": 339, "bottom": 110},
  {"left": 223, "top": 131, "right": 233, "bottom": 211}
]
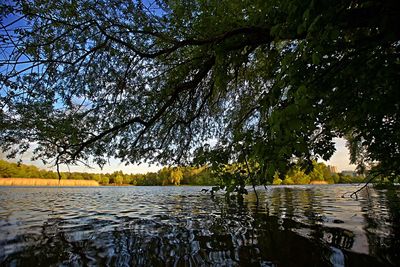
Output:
[{"left": 0, "top": 185, "right": 399, "bottom": 266}]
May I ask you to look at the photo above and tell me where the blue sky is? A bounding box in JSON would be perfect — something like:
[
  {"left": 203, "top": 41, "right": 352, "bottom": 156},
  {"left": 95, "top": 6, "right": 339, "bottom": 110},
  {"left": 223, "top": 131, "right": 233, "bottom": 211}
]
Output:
[{"left": 1, "top": 5, "right": 356, "bottom": 174}]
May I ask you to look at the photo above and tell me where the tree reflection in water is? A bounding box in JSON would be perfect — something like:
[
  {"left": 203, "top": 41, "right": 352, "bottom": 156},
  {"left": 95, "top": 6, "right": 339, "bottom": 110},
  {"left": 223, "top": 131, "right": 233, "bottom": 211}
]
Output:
[
  {"left": 0, "top": 186, "right": 399, "bottom": 266},
  {"left": 359, "top": 188, "right": 400, "bottom": 266}
]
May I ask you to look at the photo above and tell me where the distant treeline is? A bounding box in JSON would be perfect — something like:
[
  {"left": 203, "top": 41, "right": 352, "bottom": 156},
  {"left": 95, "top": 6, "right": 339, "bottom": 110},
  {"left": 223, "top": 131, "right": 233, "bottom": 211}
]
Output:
[
  {"left": 0, "top": 160, "right": 217, "bottom": 185},
  {"left": 272, "top": 161, "right": 365, "bottom": 185},
  {"left": 0, "top": 159, "right": 364, "bottom": 186}
]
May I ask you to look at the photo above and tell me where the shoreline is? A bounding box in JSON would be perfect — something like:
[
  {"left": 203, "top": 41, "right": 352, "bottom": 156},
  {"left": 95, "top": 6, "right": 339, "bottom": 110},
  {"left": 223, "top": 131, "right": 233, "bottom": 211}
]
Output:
[{"left": 0, "top": 178, "right": 99, "bottom": 186}]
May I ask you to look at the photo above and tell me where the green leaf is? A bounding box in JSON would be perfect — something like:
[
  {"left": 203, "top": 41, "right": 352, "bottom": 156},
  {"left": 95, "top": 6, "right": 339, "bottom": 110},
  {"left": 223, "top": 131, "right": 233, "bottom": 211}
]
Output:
[
  {"left": 303, "top": 9, "right": 310, "bottom": 21},
  {"left": 312, "top": 52, "right": 320, "bottom": 65},
  {"left": 297, "top": 23, "right": 306, "bottom": 35},
  {"left": 270, "top": 25, "right": 280, "bottom": 37}
]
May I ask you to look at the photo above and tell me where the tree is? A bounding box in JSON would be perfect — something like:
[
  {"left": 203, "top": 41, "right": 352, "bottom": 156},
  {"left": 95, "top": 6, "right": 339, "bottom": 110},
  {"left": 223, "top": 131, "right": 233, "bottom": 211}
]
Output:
[
  {"left": 1, "top": 0, "right": 399, "bottom": 189},
  {"left": 331, "top": 173, "right": 340, "bottom": 184},
  {"left": 308, "top": 162, "right": 325, "bottom": 182},
  {"left": 272, "top": 172, "right": 283, "bottom": 185},
  {"left": 122, "top": 175, "right": 132, "bottom": 185},
  {"left": 114, "top": 174, "right": 123, "bottom": 185},
  {"left": 99, "top": 175, "right": 109, "bottom": 185},
  {"left": 282, "top": 177, "right": 294, "bottom": 185},
  {"left": 286, "top": 166, "right": 310, "bottom": 184},
  {"left": 0, "top": 160, "right": 17, "bottom": 177},
  {"left": 158, "top": 167, "right": 171, "bottom": 185},
  {"left": 169, "top": 167, "right": 183, "bottom": 185}
]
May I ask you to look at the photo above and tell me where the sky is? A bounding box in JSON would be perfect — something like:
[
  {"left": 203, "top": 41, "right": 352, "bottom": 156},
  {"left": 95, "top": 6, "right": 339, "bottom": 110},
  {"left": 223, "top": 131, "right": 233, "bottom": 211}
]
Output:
[
  {"left": 323, "top": 138, "right": 356, "bottom": 171},
  {"left": 1, "top": 138, "right": 356, "bottom": 174},
  {"left": 1, "top": 9, "right": 357, "bottom": 175}
]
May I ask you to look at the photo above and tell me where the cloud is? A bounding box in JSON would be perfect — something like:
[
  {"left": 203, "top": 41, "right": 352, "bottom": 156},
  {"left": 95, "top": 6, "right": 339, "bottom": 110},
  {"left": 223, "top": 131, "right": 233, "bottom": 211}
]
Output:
[{"left": 323, "top": 138, "right": 356, "bottom": 171}]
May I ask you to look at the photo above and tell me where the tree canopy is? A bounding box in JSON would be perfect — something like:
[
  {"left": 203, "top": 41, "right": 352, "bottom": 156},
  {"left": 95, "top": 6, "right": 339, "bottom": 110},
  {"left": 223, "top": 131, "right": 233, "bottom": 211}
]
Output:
[{"left": 1, "top": 0, "right": 399, "bottom": 185}]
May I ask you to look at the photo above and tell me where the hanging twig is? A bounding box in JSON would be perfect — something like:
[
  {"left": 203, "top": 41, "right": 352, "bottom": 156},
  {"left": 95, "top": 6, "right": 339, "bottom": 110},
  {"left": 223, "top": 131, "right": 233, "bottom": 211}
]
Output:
[
  {"left": 244, "top": 154, "right": 259, "bottom": 204},
  {"left": 341, "top": 174, "right": 377, "bottom": 199},
  {"left": 55, "top": 155, "right": 62, "bottom": 181}
]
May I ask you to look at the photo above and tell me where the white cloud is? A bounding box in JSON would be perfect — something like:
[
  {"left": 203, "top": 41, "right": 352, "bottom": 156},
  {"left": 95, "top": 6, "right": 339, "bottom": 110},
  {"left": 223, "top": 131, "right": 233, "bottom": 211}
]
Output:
[{"left": 323, "top": 138, "right": 356, "bottom": 171}]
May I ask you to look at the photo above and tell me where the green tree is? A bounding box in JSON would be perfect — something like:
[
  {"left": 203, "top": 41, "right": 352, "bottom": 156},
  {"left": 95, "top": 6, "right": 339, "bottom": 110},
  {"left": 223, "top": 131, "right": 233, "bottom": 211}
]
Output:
[
  {"left": 309, "top": 162, "right": 325, "bottom": 182},
  {"left": 99, "top": 175, "right": 110, "bottom": 185},
  {"left": 331, "top": 173, "right": 340, "bottom": 184},
  {"left": 122, "top": 175, "right": 132, "bottom": 185},
  {"left": 114, "top": 174, "right": 123, "bottom": 185},
  {"left": 169, "top": 167, "right": 183, "bottom": 186},
  {"left": 282, "top": 177, "right": 294, "bottom": 185},
  {"left": 158, "top": 167, "right": 171, "bottom": 185},
  {"left": 272, "top": 172, "right": 283, "bottom": 185},
  {"left": 144, "top": 172, "right": 159, "bottom": 186},
  {"left": 69, "top": 172, "right": 84, "bottom": 180},
  {"left": 286, "top": 166, "right": 311, "bottom": 184},
  {"left": 42, "top": 171, "right": 58, "bottom": 179},
  {"left": 1, "top": 0, "right": 399, "bottom": 191},
  {"left": 0, "top": 160, "right": 17, "bottom": 177}
]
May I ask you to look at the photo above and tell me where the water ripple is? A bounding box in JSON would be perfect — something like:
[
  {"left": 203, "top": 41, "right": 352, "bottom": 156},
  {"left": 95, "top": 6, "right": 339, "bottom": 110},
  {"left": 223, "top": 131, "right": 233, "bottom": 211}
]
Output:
[{"left": 0, "top": 185, "right": 399, "bottom": 266}]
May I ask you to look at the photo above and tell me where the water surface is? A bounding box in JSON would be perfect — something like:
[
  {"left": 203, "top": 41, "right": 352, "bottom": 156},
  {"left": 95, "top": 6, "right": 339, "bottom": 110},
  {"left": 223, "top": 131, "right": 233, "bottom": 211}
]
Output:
[{"left": 0, "top": 185, "right": 399, "bottom": 266}]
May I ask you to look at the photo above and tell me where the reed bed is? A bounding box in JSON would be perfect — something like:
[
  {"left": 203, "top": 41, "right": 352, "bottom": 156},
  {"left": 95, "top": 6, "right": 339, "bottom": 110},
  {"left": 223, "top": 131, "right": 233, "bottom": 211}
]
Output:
[
  {"left": 0, "top": 178, "right": 99, "bottom": 186},
  {"left": 309, "top": 180, "right": 329, "bottom": 185}
]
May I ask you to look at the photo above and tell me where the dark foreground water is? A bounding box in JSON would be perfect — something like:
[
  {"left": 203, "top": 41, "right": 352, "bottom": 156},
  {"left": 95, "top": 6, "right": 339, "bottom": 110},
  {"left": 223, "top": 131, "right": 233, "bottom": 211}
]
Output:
[{"left": 0, "top": 185, "right": 399, "bottom": 267}]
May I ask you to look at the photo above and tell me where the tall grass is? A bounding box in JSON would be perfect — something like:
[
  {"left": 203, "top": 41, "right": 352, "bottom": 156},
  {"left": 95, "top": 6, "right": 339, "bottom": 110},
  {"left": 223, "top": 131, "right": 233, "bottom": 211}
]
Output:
[
  {"left": 0, "top": 178, "right": 99, "bottom": 186},
  {"left": 309, "top": 180, "right": 328, "bottom": 185}
]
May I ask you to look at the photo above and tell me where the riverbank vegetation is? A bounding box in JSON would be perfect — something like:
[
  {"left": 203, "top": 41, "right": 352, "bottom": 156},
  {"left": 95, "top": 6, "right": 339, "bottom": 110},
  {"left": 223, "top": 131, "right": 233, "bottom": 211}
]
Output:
[
  {"left": 1, "top": 159, "right": 365, "bottom": 186},
  {"left": 272, "top": 162, "right": 365, "bottom": 185},
  {"left": 0, "top": 159, "right": 218, "bottom": 186},
  {"left": 0, "top": 178, "right": 99, "bottom": 186}
]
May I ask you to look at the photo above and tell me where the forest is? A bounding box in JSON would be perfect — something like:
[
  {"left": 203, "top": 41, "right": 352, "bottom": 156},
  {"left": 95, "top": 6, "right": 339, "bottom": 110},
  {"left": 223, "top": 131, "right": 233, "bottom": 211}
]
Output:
[{"left": 0, "top": 159, "right": 365, "bottom": 186}]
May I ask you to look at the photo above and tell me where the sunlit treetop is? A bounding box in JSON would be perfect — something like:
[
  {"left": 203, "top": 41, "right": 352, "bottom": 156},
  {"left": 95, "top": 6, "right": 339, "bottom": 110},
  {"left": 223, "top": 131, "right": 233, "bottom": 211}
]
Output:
[{"left": 0, "top": 0, "right": 399, "bottom": 182}]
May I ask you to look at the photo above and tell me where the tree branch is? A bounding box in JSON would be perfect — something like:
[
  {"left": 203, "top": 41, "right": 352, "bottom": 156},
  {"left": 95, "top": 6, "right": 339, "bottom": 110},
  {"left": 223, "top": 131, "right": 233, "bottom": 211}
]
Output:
[{"left": 70, "top": 56, "right": 216, "bottom": 160}]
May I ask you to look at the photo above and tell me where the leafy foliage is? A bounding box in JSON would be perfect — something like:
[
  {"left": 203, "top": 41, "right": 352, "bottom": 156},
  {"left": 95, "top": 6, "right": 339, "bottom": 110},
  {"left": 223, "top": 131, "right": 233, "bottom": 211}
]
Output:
[
  {"left": 1, "top": 0, "right": 399, "bottom": 190},
  {"left": 0, "top": 159, "right": 57, "bottom": 178},
  {"left": 0, "top": 159, "right": 218, "bottom": 185},
  {"left": 0, "top": 159, "right": 367, "bottom": 186}
]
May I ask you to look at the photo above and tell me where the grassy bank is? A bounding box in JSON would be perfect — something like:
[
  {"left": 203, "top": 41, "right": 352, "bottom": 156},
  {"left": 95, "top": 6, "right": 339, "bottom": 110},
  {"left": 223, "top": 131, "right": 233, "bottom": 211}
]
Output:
[{"left": 0, "top": 178, "right": 99, "bottom": 186}]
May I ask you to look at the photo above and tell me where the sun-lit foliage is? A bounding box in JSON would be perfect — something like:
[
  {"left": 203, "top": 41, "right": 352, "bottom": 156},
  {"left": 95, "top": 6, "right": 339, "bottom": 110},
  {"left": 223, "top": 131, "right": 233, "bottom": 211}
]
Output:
[
  {"left": 0, "top": 159, "right": 218, "bottom": 185},
  {"left": 0, "top": 178, "right": 99, "bottom": 186},
  {"left": 1, "top": 0, "right": 399, "bottom": 192},
  {"left": 0, "top": 159, "right": 367, "bottom": 187}
]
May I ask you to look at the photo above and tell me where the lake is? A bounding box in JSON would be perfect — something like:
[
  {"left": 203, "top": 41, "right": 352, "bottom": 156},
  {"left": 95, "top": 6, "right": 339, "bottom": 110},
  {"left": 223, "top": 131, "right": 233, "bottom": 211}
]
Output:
[{"left": 0, "top": 185, "right": 399, "bottom": 266}]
